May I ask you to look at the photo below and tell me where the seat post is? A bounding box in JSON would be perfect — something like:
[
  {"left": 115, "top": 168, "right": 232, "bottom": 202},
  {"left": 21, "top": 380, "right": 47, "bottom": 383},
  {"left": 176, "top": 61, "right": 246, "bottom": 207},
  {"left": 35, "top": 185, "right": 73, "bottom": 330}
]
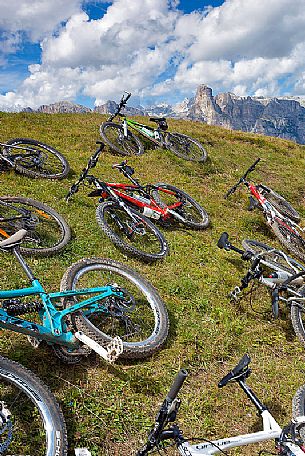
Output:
[
  {"left": 238, "top": 378, "right": 267, "bottom": 414},
  {"left": 12, "top": 247, "right": 36, "bottom": 281}
]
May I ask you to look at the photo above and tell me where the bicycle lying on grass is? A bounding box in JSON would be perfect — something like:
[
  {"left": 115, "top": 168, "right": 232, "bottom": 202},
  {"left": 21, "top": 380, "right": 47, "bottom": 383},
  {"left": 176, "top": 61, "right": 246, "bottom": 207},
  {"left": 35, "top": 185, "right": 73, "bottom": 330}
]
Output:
[
  {"left": 225, "top": 158, "right": 305, "bottom": 262},
  {"left": 66, "top": 142, "right": 209, "bottom": 262},
  {"left": 0, "top": 355, "right": 67, "bottom": 455},
  {"left": 217, "top": 232, "right": 305, "bottom": 348},
  {"left": 0, "top": 196, "right": 71, "bottom": 256},
  {"left": 0, "top": 138, "right": 69, "bottom": 179},
  {"left": 0, "top": 229, "right": 169, "bottom": 364},
  {"left": 100, "top": 92, "right": 208, "bottom": 162},
  {"left": 137, "top": 354, "right": 305, "bottom": 455}
]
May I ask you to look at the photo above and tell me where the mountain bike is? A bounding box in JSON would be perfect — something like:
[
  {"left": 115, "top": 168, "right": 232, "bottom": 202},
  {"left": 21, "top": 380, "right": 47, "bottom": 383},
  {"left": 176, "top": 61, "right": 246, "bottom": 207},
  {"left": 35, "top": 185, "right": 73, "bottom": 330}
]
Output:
[
  {"left": 0, "top": 355, "right": 67, "bottom": 455},
  {"left": 217, "top": 232, "right": 305, "bottom": 347},
  {"left": 136, "top": 354, "right": 305, "bottom": 455},
  {"left": 225, "top": 158, "right": 305, "bottom": 261},
  {"left": 0, "top": 196, "right": 71, "bottom": 256},
  {"left": 0, "top": 138, "right": 70, "bottom": 179},
  {"left": 66, "top": 142, "right": 209, "bottom": 262},
  {"left": 100, "top": 92, "right": 208, "bottom": 162},
  {"left": 0, "top": 229, "right": 169, "bottom": 363}
]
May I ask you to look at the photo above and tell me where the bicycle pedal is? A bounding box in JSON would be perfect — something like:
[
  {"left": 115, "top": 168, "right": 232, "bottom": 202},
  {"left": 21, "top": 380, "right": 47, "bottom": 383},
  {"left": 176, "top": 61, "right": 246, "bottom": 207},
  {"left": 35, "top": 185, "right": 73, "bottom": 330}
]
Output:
[
  {"left": 74, "top": 331, "right": 123, "bottom": 363},
  {"left": 75, "top": 449, "right": 92, "bottom": 456},
  {"left": 27, "top": 336, "right": 41, "bottom": 348}
]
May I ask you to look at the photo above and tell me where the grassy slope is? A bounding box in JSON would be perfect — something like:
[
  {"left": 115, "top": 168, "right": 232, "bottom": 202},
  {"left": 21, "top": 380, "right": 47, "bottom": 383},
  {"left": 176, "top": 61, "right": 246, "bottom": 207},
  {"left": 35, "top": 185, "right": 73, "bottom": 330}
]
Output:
[{"left": 0, "top": 111, "right": 305, "bottom": 455}]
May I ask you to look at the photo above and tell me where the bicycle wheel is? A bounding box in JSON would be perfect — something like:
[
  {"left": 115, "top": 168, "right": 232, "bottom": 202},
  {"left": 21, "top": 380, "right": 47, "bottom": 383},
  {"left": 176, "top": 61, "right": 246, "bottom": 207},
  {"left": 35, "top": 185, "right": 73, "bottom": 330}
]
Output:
[
  {"left": 0, "top": 196, "right": 71, "bottom": 256},
  {"left": 164, "top": 132, "right": 207, "bottom": 162},
  {"left": 0, "top": 355, "right": 67, "bottom": 455},
  {"left": 242, "top": 239, "right": 305, "bottom": 274},
  {"left": 60, "top": 258, "right": 169, "bottom": 359},
  {"left": 4, "top": 138, "right": 69, "bottom": 179},
  {"left": 100, "top": 122, "right": 144, "bottom": 156},
  {"left": 151, "top": 183, "right": 209, "bottom": 229},
  {"left": 290, "top": 285, "right": 305, "bottom": 349},
  {"left": 258, "top": 185, "right": 300, "bottom": 223},
  {"left": 292, "top": 378, "right": 305, "bottom": 442},
  {"left": 270, "top": 217, "right": 305, "bottom": 263},
  {"left": 96, "top": 201, "right": 169, "bottom": 262}
]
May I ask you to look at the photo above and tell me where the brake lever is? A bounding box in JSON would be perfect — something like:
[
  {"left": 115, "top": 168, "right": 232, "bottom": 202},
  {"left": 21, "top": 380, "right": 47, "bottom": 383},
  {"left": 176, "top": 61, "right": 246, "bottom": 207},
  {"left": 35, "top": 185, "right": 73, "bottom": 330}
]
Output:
[{"left": 65, "top": 184, "right": 79, "bottom": 202}]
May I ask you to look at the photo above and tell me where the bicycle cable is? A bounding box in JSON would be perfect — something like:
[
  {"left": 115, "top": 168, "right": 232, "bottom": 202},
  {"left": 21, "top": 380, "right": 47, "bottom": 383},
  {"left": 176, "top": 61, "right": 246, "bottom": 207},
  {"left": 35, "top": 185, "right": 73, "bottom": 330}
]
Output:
[{"left": 258, "top": 449, "right": 278, "bottom": 456}]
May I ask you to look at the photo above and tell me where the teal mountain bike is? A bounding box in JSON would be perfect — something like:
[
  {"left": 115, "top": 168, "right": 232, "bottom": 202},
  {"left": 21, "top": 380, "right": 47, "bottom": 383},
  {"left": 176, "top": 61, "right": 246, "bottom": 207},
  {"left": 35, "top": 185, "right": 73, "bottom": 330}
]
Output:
[
  {"left": 0, "top": 230, "right": 169, "bottom": 364},
  {"left": 100, "top": 92, "right": 208, "bottom": 162}
]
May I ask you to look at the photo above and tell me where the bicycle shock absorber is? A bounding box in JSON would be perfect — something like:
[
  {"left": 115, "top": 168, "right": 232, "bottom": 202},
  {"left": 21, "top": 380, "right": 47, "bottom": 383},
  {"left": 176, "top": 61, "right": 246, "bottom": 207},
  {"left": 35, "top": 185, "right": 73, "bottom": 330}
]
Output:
[{"left": 2, "top": 299, "right": 43, "bottom": 316}]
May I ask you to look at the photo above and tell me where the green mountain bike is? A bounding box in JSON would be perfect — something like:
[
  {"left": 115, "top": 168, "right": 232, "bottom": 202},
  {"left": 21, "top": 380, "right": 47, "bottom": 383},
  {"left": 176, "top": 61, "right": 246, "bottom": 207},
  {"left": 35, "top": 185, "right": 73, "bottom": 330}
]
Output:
[{"left": 100, "top": 92, "right": 208, "bottom": 162}]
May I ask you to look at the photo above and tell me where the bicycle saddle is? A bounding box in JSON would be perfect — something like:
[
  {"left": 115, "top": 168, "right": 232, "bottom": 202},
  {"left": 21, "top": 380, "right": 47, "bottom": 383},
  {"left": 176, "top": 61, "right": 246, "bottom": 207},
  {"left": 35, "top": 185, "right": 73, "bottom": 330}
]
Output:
[
  {"left": 149, "top": 117, "right": 166, "bottom": 122},
  {"left": 0, "top": 229, "right": 27, "bottom": 250},
  {"left": 217, "top": 232, "right": 231, "bottom": 250},
  {"left": 218, "top": 354, "right": 251, "bottom": 388}
]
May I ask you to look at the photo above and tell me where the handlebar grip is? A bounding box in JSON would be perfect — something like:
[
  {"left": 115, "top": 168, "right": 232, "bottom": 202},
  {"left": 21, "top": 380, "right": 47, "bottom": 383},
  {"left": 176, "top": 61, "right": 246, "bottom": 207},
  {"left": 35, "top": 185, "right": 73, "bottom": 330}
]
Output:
[
  {"left": 224, "top": 185, "right": 237, "bottom": 199},
  {"left": 166, "top": 369, "right": 188, "bottom": 401},
  {"left": 218, "top": 372, "right": 233, "bottom": 388},
  {"left": 247, "top": 158, "right": 261, "bottom": 174}
]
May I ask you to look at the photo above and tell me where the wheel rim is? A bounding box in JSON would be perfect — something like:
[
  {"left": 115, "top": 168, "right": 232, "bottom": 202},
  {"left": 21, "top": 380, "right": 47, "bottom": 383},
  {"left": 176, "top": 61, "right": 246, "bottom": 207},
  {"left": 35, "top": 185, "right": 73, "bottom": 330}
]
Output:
[
  {"left": 0, "top": 199, "right": 65, "bottom": 253},
  {"left": 0, "top": 367, "right": 58, "bottom": 455},
  {"left": 102, "top": 205, "right": 165, "bottom": 256},
  {"left": 8, "top": 141, "right": 65, "bottom": 177},
  {"left": 71, "top": 264, "right": 160, "bottom": 347}
]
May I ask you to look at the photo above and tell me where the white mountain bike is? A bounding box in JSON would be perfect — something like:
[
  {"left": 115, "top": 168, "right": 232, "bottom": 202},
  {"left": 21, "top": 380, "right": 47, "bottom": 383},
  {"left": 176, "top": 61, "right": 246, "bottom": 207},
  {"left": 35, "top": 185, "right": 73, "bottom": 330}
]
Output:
[{"left": 136, "top": 354, "right": 305, "bottom": 455}]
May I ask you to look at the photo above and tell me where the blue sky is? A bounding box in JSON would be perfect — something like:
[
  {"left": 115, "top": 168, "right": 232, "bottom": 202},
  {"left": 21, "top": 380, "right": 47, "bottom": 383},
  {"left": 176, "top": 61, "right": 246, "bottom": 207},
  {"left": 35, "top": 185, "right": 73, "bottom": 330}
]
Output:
[{"left": 0, "top": 0, "right": 305, "bottom": 110}]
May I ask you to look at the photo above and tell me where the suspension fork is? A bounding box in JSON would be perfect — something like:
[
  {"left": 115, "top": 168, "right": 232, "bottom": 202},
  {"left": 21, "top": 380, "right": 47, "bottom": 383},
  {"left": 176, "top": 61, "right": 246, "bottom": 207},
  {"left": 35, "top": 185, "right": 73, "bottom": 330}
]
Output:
[{"left": 122, "top": 119, "right": 129, "bottom": 137}]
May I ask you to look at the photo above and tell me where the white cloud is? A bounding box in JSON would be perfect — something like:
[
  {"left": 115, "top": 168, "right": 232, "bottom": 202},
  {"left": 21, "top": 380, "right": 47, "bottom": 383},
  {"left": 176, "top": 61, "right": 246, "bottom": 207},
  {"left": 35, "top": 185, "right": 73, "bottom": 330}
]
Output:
[
  {"left": 0, "top": 0, "right": 83, "bottom": 40},
  {"left": 1, "top": 0, "right": 305, "bottom": 109}
]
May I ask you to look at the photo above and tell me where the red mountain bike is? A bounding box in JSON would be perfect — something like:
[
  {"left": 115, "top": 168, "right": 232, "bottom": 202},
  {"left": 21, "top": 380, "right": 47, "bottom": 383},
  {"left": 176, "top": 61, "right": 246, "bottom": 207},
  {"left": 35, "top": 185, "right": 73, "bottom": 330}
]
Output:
[
  {"left": 66, "top": 142, "right": 209, "bottom": 262},
  {"left": 225, "top": 158, "right": 305, "bottom": 262}
]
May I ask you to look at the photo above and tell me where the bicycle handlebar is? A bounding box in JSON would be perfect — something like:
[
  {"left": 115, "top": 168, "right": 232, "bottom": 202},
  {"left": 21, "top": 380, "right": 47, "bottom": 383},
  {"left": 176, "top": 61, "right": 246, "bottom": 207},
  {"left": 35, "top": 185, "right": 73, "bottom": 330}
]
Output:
[
  {"left": 224, "top": 158, "right": 261, "bottom": 199},
  {"left": 166, "top": 369, "right": 188, "bottom": 401},
  {"left": 108, "top": 92, "right": 132, "bottom": 121}
]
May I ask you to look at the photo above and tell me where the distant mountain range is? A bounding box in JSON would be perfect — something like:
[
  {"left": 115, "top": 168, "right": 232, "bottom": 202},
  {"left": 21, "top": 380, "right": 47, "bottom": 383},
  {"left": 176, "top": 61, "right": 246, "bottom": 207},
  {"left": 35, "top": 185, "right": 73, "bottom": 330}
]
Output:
[{"left": 18, "top": 85, "right": 305, "bottom": 145}]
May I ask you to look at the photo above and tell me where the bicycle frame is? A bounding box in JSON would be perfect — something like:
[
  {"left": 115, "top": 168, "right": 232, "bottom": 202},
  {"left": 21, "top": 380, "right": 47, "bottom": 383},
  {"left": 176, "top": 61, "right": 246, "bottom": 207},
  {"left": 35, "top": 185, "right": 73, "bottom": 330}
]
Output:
[
  {"left": 0, "top": 247, "right": 124, "bottom": 349},
  {"left": 122, "top": 118, "right": 165, "bottom": 146},
  {"left": 95, "top": 181, "right": 184, "bottom": 221},
  {"left": 176, "top": 418, "right": 305, "bottom": 456},
  {"left": 177, "top": 410, "right": 283, "bottom": 455}
]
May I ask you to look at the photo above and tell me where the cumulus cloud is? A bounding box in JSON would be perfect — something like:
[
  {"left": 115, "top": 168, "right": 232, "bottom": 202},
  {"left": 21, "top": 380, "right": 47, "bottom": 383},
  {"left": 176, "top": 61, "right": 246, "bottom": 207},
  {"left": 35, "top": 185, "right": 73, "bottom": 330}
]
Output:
[
  {"left": 0, "top": 0, "right": 83, "bottom": 40},
  {"left": 1, "top": 0, "right": 305, "bottom": 109}
]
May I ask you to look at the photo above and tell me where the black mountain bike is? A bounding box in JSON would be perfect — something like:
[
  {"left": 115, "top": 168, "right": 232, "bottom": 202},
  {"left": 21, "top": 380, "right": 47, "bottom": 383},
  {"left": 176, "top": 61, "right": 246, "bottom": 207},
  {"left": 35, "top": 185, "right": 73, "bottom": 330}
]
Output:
[
  {"left": 0, "top": 138, "right": 69, "bottom": 179},
  {"left": 0, "top": 196, "right": 71, "bottom": 256},
  {"left": 100, "top": 92, "right": 208, "bottom": 162}
]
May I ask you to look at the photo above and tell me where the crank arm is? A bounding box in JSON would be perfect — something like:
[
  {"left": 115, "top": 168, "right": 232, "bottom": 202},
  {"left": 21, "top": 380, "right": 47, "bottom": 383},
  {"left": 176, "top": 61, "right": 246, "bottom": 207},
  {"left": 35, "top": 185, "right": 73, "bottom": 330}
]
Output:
[{"left": 74, "top": 331, "right": 123, "bottom": 363}]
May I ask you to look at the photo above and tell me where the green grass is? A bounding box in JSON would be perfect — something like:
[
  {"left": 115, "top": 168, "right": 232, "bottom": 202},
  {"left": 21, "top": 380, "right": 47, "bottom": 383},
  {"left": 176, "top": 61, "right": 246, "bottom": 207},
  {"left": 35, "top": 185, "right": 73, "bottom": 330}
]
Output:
[{"left": 1, "top": 111, "right": 305, "bottom": 455}]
